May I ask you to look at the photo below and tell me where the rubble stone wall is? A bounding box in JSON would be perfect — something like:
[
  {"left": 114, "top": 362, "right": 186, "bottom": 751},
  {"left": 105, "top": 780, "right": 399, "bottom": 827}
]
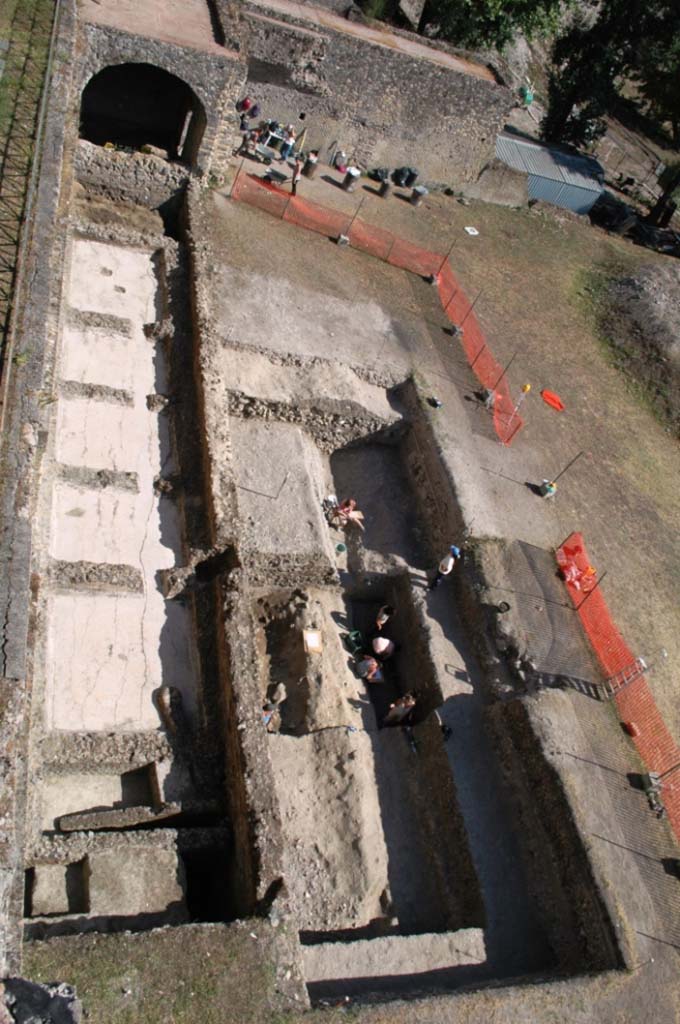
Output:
[
  {"left": 75, "top": 22, "right": 247, "bottom": 177},
  {"left": 218, "top": 0, "right": 513, "bottom": 184},
  {"left": 74, "top": 140, "right": 190, "bottom": 207}
]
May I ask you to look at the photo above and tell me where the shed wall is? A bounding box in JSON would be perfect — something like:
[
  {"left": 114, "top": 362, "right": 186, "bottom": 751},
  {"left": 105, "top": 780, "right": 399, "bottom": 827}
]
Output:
[{"left": 527, "top": 175, "right": 601, "bottom": 215}]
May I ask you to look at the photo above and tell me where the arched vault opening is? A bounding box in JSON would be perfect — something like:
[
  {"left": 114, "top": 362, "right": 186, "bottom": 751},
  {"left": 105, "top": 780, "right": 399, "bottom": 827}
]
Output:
[{"left": 80, "top": 63, "right": 206, "bottom": 166}]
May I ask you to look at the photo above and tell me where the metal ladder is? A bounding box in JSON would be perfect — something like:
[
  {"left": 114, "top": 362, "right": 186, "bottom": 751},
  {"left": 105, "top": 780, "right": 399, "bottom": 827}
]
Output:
[{"left": 602, "top": 656, "right": 648, "bottom": 700}]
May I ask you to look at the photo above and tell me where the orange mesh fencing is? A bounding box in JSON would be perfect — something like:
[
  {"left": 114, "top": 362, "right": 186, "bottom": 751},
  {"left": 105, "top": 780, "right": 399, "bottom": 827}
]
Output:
[
  {"left": 231, "top": 169, "right": 523, "bottom": 444},
  {"left": 348, "top": 217, "right": 394, "bottom": 262},
  {"left": 557, "top": 532, "right": 680, "bottom": 839},
  {"left": 387, "top": 237, "right": 441, "bottom": 278},
  {"left": 232, "top": 171, "right": 289, "bottom": 217},
  {"left": 438, "top": 264, "right": 523, "bottom": 445},
  {"left": 286, "top": 194, "right": 351, "bottom": 239}
]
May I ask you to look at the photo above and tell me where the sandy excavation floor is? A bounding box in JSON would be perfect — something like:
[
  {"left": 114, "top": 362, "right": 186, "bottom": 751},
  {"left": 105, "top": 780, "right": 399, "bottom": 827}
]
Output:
[
  {"left": 209, "top": 188, "right": 680, "bottom": 741},
  {"left": 207, "top": 229, "right": 550, "bottom": 978},
  {"left": 41, "top": 237, "right": 198, "bottom": 733}
]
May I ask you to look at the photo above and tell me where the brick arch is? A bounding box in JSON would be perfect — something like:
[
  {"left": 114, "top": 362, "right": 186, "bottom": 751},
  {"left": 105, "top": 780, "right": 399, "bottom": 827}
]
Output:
[{"left": 80, "top": 62, "right": 207, "bottom": 166}]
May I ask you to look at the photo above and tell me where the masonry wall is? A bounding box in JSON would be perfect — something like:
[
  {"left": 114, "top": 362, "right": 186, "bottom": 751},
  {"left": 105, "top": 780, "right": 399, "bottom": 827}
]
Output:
[
  {"left": 0, "top": 0, "right": 79, "bottom": 975},
  {"left": 220, "top": 0, "right": 513, "bottom": 184},
  {"left": 74, "top": 141, "right": 191, "bottom": 207},
  {"left": 76, "top": 22, "right": 247, "bottom": 177}
]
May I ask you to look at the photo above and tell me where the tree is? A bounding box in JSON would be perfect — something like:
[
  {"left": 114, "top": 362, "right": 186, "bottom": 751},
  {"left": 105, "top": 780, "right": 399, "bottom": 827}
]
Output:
[
  {"left": 636, "top": 12, "right": 680, "bottom": 145},
  {"left": 541, "top": 15, "right": 625, "bottom": 145},
  {"left": 543, "top": 0, "right": 680, "bottom": 148},
  {"left": 420, "top": 0, "right": 563, "bottom": 51}
]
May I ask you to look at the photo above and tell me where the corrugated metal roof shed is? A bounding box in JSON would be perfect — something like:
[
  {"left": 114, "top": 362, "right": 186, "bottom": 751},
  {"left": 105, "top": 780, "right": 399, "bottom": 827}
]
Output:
[{"left": 496, "top": 133, "right": 604, "bottom": 214}]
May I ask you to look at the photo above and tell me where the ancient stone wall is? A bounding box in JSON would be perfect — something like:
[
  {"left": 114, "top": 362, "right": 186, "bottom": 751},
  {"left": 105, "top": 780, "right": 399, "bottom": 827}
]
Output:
[
  {"left": 75, "top": 22, "right": 247, "bottom": 177},
  {"left": 0, "top": 0, "right": 80, "bottom": 977},
  {"left": 219, "top": 0, "right": 513, "bottom": 184},
  {"left": 183, "top": 185, "right": 288, "bottom": 920},
  {"left": 74, "top": 140, "right": 190, "bottom": 207}
]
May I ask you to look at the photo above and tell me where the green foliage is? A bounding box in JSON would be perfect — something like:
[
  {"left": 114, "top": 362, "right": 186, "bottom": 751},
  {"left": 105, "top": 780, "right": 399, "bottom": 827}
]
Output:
[
  {"left": 543, "top": 0, "right": 680, "bottom": 148},
  {"left": 420, "top": 0, "right": 563, "bottom": 50},
  {"left": 362, "top": 0, "right": 392, "bottom": 19},
  {"left": 635, "top": 12, "right": 680, "bottom": 145}
]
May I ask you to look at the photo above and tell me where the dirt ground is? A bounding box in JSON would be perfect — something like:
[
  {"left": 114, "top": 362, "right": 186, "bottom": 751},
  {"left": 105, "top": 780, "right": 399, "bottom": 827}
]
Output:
[
  {"left": 22, "top": 917, "right": 680, "bottom": 1024},
  {"left": 212, "top": 171, "right": 680, "bottom": 741}
]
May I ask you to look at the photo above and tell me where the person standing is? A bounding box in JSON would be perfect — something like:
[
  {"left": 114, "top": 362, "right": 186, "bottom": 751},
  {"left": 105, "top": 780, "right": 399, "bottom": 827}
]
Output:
[
  {"left": 279, "top": 126, "right": 296, "bottom": 162},
  {"left": 291, "top": 155, "right": 303, "bottom": 196},
  {"left": 428, "top": 545, "right": 461, "bottom": 590}
]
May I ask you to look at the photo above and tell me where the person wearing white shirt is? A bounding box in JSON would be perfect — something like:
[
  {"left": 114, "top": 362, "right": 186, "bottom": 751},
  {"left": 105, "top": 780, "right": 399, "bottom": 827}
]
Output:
[{"left": 428, "top": 545, "right": 461, "bottom": 590}]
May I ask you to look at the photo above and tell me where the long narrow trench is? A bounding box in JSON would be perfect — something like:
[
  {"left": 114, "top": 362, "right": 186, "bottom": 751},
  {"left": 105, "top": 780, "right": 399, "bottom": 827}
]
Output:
[
  {"left": 248, "top": 429, "right": 552, "bottom": 999},
  {"left": 331, "top": 441, "right": 550, "bottom": 975}
]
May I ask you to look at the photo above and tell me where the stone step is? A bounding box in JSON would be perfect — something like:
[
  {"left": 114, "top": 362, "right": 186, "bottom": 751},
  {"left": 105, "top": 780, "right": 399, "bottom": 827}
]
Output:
[{"left": 303, "top": 928, "right": 486, "bottom": 1000}]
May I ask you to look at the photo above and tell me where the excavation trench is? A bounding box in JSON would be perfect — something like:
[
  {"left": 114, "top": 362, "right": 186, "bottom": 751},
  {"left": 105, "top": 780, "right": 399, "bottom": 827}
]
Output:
[
  {"left": 219, "top": 377, "right": 626, "bottom": 999},
  {"left": 256, "top": 585, "right": 484, "bottom": 942},
  {"left": 19, "top": 178, "right": 626, "bottom": 999}
]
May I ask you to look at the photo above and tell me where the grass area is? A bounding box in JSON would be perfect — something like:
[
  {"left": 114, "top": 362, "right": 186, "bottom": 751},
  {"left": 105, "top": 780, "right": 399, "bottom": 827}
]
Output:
[
  {"left": 24, "top": 924, "right": 285, "bottom": 1024},
  {"left": 0, "top": 0, "right": 55, "bottom": 366},
  {"left": 0, "top": 0, "right": 53, "bottom": 139},
  {"left": 22, "top": 924, "right": 361, "bottom": 1024},
  {"left": 572, "top": 261, "right": 674, "bottom": 428},
  {"left": 0, "top": 0, "right": 19, "bottom": 39},
  {"left": 20, "top": 919, "right": 645, "bottom": 1024}
]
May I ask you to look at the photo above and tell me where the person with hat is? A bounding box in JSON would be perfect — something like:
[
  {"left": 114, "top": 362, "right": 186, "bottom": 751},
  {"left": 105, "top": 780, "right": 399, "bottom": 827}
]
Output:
[
  {"left": 372, "top": 635, "right": 395, "bottom": 660},
  {"left": 428, "top": 545, "right": 461, "bottom": 590}
]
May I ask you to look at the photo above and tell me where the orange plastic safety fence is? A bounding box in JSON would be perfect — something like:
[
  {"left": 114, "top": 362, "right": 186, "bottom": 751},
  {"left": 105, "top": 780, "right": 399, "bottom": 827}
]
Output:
[
  {"left": 557, "top": 532, "right": 680, "bottom": 839},
  {"left": 348, "top": 217, "right": 394, "bottom": 262},
  {"left": 437, "top": 264, "right": 523, "bottom": 444},
  {"left": 232, "top": 171, "right": 289, "bottom": 217},
  {"left": 387, "top": 237, "right": 441, "bottom": 277},
  {"left": 231, "top": 170, "right": 523, "bottom": 444},
  {"left": 285, "top": 194, "right": 351, "bottom": 239}
]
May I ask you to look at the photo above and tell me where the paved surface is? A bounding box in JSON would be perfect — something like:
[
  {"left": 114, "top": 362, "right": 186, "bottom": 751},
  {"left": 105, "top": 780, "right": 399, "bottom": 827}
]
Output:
[
  {"left": 79, "top": 0, "right": 227, "bottom": 55},
  {"left": 246, "top": 0, "right": 497, "bottom": 81},
  {"left": 231, "top": 417, "right": 335, "bottom": 564},
  {"left": 43, "top": 238, "right": 197, "bottom": 732}
]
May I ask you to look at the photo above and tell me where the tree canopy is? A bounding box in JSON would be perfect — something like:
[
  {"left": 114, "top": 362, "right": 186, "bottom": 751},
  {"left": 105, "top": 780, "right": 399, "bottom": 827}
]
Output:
[
  {"left": 635, "top": 11, "right": 680, "bottom": 145},
  {"left": 420, "top": 0, "right": 563, "bottom": 51},
  {"left": 543, "top": 0, "right": 680, "bottom": 147}
]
